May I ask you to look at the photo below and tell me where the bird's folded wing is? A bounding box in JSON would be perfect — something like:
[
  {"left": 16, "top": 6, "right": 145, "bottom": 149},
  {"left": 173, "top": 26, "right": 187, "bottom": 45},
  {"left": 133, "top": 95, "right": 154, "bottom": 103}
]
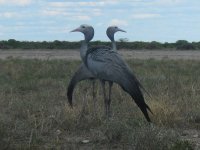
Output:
[
  {"left": 67, "top": 63, "right": 95, "bottom": 105},
  {"left": 86, "top": 48, "right": 152, "bottom": 121},
  {"left": 86, "top": 49, "right": 131, "bottom": 81}
]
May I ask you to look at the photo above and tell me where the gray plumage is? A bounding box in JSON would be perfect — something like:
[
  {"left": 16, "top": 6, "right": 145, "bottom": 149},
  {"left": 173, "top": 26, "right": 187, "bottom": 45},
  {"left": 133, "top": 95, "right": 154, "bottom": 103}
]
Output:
[
  {"left": 67, "top": 63, "right": 94, "bottom": 105},
  {"left": 67, "top": 26, "right": 125, "bottom": 108},
  {"left": 70, "top": 24, "right": 152, "bottom": 122}
]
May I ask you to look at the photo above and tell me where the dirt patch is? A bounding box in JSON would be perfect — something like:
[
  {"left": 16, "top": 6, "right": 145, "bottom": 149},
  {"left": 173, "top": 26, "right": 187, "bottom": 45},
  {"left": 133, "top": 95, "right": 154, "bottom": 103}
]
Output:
[{"left": 0, "top": 49, "right": 200, "bottom": 60}]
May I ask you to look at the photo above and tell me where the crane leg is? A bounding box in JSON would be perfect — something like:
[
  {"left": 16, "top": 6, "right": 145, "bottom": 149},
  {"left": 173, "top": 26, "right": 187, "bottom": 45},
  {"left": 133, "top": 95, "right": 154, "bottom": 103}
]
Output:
[
  {"left": 79, "top": 87, "right": 87, "bottom": 120},
  {"left": 108, "top": 81, "right": 113, "bottom": 118},
  {"left": 101, "top": 80, "right": 109, "bottom": 118},
  {"left": 92, "top": 80, "right": 97, "bottom": 116}
]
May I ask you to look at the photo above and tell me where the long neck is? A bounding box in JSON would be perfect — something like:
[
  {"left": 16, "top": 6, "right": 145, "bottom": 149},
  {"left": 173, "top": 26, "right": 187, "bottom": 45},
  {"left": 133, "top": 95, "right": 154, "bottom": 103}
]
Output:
[
  {"left": 80, "top": 40, "right": 88, "bottom": 61},
  {"left": 107, "top": 31, "right": 117, "bottom": 50},
  {"left": 112, "top": 40, "right": 117, "bottom": 51}
]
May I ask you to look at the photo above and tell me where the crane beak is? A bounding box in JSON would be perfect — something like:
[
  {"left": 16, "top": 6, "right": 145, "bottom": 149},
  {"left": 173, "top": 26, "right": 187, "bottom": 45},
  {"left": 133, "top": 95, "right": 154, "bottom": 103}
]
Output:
[
  {"left": 118, "top": 28, "right": 126, "bottom": 33},
  {"left": 70, "top": 27, "right": 81, "bottom": 32}
]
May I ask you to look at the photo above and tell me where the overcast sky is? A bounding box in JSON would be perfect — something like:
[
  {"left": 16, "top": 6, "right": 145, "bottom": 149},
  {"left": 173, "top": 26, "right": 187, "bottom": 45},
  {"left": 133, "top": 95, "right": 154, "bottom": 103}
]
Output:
[{"left": 0, "top": 0, "right": 199, "bottom": 42}]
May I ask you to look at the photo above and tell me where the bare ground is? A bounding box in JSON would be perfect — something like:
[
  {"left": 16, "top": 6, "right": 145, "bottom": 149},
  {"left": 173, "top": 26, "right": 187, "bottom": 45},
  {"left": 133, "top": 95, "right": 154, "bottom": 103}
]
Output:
[{"left": 1, "top": 49, "right": 200, "bottom": 60}]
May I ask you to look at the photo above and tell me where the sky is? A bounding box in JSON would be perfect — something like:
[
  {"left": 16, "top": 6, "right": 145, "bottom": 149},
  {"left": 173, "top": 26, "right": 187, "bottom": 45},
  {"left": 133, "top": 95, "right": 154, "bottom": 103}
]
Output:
[{"left": 0, "top": 0, "right": 199, "bottom": 42}]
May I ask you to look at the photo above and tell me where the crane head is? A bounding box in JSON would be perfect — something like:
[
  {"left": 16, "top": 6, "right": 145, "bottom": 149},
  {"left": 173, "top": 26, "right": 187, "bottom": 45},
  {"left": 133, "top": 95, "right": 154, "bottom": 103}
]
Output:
[
  {"left": 106, "top": 26, "right": 126, "bottom": 42},
  {"left": 71, "top": 24, "right": 94, "bottom": 42}
]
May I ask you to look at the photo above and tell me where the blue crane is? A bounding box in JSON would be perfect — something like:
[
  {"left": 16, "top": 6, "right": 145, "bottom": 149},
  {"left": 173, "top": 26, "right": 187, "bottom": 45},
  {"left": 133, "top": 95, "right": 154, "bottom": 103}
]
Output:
[
  {"left": 67, "top": 26, "right": 126, "bottom": 116},
  {"left": 70, "top": 24, "right": 152, "bottom": 122}
]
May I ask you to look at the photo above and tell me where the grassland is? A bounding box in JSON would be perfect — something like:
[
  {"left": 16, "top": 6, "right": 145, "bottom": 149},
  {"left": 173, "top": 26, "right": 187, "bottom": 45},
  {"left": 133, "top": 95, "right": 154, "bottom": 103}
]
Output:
[{"left": 0, "top": 58, "right": 199, "bottom": 149}]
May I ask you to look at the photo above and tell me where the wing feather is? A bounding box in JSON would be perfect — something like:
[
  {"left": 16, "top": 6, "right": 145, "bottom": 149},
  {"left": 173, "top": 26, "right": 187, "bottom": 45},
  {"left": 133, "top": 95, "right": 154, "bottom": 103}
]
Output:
[
  {"left": 86, "top": 47, "right": 152, "bottom": 122},
  {"left": 67, "top": 63, "right": 95, "bottom": 106}
]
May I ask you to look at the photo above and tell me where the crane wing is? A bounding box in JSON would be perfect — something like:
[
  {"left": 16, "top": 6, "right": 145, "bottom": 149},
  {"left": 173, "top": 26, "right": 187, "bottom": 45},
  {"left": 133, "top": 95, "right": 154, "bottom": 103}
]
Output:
[
  {"left": 86, "top": 47, "right": 152, "bottom": 122},
  {"left": 67, "top": 63, "right": 95, "bottom": 106}
]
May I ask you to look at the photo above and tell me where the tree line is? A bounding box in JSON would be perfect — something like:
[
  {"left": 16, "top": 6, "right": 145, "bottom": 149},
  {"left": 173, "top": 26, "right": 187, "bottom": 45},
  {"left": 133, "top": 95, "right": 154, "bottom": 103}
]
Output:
[{"left": 0, "top": 39, "right": 200, "bottom": 50}]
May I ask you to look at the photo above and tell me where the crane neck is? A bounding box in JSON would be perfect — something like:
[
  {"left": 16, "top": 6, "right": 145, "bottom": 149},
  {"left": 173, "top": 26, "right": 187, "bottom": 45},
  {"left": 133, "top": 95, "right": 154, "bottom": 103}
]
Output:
[
  {"left": 80, "top": 40, "right": 88, "bottom": 61},
  {"left": 107, "top": 31, "right": 117, "bottom": 50},
  {"left": 112, "top": 40, "right": 117, "bottom": 51}
]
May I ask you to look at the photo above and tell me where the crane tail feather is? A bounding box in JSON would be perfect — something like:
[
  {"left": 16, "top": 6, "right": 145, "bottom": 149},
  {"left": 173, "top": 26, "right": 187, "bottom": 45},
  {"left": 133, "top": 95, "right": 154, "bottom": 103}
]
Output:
[
  {"left": 145, "top": 103, "right": 153, "bottom": 115},
  {"left": 134, "top": 100, "right": 152, "bottom": 122},
  {"left": 67, "top": 83, "right": 74, "bottom": 107}
]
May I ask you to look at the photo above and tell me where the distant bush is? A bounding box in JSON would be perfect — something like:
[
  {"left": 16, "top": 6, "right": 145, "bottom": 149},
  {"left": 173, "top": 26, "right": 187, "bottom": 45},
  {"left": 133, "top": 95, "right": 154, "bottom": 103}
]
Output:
[
  {"left": 0, "top": 39, "right": 199, "bottom": 50},
  {"left": 175, "top": 40, "right": 196, "bottom": 50},
  {"left": 145, "top": 41, "right": 162, "bottom": 49}
]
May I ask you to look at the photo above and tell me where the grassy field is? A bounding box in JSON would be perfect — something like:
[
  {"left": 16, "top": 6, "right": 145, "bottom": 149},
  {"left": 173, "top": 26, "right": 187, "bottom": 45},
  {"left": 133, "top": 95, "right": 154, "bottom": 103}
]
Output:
[{"left": 0, "top": 58, "right": 199, "bottom": 149}]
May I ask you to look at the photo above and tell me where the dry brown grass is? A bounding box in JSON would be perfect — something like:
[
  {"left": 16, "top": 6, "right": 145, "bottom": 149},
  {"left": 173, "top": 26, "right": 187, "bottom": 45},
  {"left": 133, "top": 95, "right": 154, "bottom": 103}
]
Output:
[{"left": 0, "top": 58, "right": 199, "bottom": 149}]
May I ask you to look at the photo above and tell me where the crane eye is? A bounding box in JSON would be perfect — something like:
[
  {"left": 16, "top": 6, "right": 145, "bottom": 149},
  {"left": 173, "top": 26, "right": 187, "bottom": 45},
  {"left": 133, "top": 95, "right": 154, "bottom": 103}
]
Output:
[
  {"left": 115, "top": 27, "right": 117, "bottom": 29},
  {"left": 82, "top": 26, "right": 86, "bottom": 28}
]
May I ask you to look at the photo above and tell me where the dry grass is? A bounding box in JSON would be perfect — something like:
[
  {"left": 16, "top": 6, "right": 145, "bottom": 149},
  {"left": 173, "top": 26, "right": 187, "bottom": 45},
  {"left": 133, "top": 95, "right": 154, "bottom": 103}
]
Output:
[{"left": 0, "top": 58, "right": 199, "bottom": 149}]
